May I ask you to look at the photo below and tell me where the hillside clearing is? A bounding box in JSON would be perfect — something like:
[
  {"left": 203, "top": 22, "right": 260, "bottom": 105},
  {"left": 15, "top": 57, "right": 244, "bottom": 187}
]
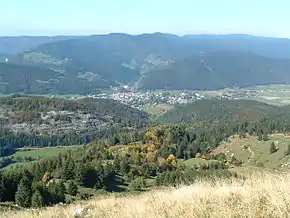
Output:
[
  {"left": 214, "top": 134, "right": 290, "bottom": 169},
  {"left": 143, "top": 104, "right": 174, "bottom": 116},
  {"left": 12, "top": 146, "right": 80, "bottom": 158},
  {"left": 3, "top": 171, "right": 290, "bottom": 218},
  {"left": 0, "top": 146, "right": 81, "bottom": 170}
]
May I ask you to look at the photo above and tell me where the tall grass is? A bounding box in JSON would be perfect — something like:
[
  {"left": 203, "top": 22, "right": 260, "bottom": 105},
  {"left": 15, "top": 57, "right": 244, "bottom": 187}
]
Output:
[{"left": 2, "top": 171, "right": 290, "bottom": 218}]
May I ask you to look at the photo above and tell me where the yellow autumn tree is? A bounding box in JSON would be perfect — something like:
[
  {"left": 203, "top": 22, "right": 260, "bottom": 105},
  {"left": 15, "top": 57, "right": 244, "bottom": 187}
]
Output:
[
  {"left": 147, "top": 144, "right": 156, "bottom": 152},
  {"left": 42, "top": 172, "right": 52, "bottom": 183},
  {"left": 195, "top": 153, "right": 202, "bottom": 158},
  {"left": 167, "top": 154, "right": 176, "bottom": 162}
]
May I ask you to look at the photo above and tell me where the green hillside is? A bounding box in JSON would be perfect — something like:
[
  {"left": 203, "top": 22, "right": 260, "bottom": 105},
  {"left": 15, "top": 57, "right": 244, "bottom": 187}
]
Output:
[
  {"left": 213, "top": 134, "right": 290, "bottom": 169},
  {"left": 137, "top": 51, "right": 290, "bottom": 90},
  {"left": 0, "top": 62, "right": 111, "bottom": 94},
  {"left": 156, "top": 99, "right": 284, "bottom": 124},
  {"left": 9, "top": 34, "right": 290, "bottom": 93}
]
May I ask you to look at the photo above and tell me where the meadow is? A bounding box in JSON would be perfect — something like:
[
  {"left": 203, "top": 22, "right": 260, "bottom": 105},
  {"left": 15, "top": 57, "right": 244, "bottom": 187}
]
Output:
[{"left": 0, "top": 146, "right": 80, "bottom": 170}]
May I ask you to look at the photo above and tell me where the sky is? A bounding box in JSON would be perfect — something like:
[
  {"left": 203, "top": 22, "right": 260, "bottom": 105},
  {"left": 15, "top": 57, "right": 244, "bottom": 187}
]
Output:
[{"left": 0, "top": 0, "right": 289, "bottom": 37}]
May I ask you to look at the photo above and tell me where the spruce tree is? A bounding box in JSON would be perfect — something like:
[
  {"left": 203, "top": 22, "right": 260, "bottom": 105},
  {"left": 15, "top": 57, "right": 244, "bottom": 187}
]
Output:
[
  {"left": 31, "top": 190, "right": 44, "bottom": 208},
  {"left": 270, "top": 142, "right": 277, "bottom": 154},
  {"left": 129, "top": 177, "right": 146, "bottom": 191},
  {"left": 285, "top": 144, "right": 290, "bottom": 155},
  {"left": 15, "top": 177, "right": 32, "bottom": 208},
  {"left": 258, "top": 132, "right": 263, "bottom": 141},
  {"left": 0, "top": 179, "right": 5, "bottom": 202},
  {"left": 56, "top": 181, "right": 66, "bottom": 202},
  {"left": 263, "top": 132, "right": 269, "bottom": 141},
  {"left": 67, "top": 180, "right": 78, "bottom": 196},
  {"left": 120, "top": 159, "right": 130, "bottom": 174}
]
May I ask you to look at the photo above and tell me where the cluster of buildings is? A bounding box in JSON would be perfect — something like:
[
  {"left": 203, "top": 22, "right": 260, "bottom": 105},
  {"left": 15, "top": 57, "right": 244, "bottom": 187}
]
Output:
[{"left": 91, "top": 91, "right": 205, "bottom": 109}]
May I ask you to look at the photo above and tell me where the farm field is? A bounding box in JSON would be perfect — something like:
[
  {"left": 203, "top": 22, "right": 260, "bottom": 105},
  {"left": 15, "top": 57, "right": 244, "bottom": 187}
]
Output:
[{"left": 243, "top": 84, "right": 290, "bottom": 106}]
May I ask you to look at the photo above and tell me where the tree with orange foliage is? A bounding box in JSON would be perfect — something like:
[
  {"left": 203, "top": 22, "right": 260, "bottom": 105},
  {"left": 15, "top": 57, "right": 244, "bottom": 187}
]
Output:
[{"left": 42, "top": 172, "right": 52, "bottom": 183}]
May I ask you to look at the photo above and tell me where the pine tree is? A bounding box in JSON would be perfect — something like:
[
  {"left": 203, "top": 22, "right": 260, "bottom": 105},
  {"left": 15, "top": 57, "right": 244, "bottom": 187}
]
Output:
[
  {"left": 67, "top": 181, "right": 78, "bottom": 196},
  {"left": 48, "top": 181, "right": 65, "bottom": 204},
  {"left": 56, "top": 181, "right": 66, "bottom": 202},
  {"left": 15, "top": 177, "right": 32, "bottom": 208},
  {"left": 61, "top": 159, "right": 75, "bottom": 180},
  {"left": 75, "top": 163, "right": 86, "bottom": 185},
  {"left": 285, "top": 144, "right": 290, "bottom": 155},
  {"left": 270, "top": 142, "right": 277, "bottom": 154},
  {"left": 263, "top": 132, "right": 269, "bottom": 141},
  {"left": 120, "top": 159, "right": 130, "bottom": 175},
  {"left": 129, "top": 177, "right": 147, "bottom": 191},
  {"left": 0, "top": 179, "right": 5, "bottom": 202},
  {"left": 31, "top": 190, "right": 44, "bottom": 208},
  {"left": 258, "top": 132, "right": 263, "bottom": 141}
]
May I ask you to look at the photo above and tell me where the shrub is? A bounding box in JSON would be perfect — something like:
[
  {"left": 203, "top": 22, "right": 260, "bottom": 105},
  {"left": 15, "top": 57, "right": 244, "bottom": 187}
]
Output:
[{"left": 270, "top": 142, "right": 278, "bottom": 154}]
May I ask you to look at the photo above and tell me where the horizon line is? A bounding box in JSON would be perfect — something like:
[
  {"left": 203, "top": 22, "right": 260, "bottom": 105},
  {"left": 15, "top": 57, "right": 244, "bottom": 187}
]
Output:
[{"left": 1, "top": 32, "right": 290, "bottom": 39}]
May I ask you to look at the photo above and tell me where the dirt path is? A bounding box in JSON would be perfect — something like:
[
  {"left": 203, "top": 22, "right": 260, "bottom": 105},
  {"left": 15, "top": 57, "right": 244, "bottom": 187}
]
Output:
[{"left": 247, "top": 147, "right": 255, "bottom": 162}]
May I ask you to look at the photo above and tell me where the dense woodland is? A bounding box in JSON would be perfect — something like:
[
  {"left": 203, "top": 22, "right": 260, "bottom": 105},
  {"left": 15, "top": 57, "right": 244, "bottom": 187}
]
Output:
[
  {"left": 2, "top": 98, "right": 290, "bottom": 207},
  {"left": 0, "top": 97, "right": 148, "bottom": 157}
]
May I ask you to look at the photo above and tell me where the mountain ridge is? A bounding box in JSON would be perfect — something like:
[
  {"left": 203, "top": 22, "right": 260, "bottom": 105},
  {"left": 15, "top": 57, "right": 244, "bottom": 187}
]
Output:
[{"left": 2, "top": 34, "right": 290, "bottom": 93}]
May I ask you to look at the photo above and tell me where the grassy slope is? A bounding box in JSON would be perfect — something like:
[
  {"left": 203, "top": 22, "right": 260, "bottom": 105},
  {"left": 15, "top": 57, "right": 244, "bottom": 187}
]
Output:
[
  {"left": 183, "top": 158, "right": 221, "bottom": 167},
  {"left": 3, "top": 171, "right": 290, "bottom": 218},
  {"left": 143, "top": 104, "right": 174, "bottom": 116},
  {"left": 214, "top": 134, "right": 290, "bottom": 169},
  {"left": 0, "top": 146, "right": 80, "bottom": 170},
  {"left": 12, "top": 147, "right": 77, "bottom": 158}
]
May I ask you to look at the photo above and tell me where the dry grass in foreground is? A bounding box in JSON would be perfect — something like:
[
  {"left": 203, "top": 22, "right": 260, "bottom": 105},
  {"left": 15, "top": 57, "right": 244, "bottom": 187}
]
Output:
[{"left": 2, "top": 171, "right": 290, "bottom": 218}]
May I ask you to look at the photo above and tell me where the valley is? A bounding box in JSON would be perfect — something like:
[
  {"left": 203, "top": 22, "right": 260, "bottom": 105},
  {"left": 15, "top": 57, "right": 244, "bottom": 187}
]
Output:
[{"left": 2, "top": 34, "right": 290, "bottom": 217}]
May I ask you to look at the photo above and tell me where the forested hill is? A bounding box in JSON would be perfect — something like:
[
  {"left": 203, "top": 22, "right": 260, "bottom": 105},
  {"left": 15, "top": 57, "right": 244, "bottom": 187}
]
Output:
[
  {"left": 0, "top": 62, "right": 112, "bottom": 94},
  {"left": 136, "top": 51, "right": 290, "bottom": 90},
  {"left": 0, "top": 97, "right": 148, "bottom": 150},
  {"left": 8, "top": 34, "right": 290, "bottom": 93},
  {"left": 156, "top": 99, "right": 287, "bottom": 124},
  {"left": 0, "top": 62, "right": 62, "bottom": 94}
]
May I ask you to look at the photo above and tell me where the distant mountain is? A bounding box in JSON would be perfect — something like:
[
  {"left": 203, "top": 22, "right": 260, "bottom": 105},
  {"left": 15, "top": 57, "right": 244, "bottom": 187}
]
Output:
[
  {"left": 3, "top": 33, "right": 290, "bottom": 93},
  {"left": 136, "top": 51, "right": 290, "bottom": 90},
  {"left": 0, "top": 36, "right": 78, "bottom": 55}
]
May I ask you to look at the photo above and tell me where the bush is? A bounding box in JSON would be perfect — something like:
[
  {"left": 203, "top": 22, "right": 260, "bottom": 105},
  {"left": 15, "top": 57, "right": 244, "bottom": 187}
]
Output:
[{"left": 129, "top": 177, "right": 147, "bottom": 191}]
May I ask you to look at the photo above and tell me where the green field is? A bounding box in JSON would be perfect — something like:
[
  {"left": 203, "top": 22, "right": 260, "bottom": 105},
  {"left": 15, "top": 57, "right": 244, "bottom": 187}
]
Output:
[
  {"left": 12, "top": 146, "right": 79, "bottom": 158},
  {"left": 0, "top": 146, "right": 81, "bottom": 170},
  {"left": 143, "top": 104, "right": 174, "bottom": 116}
]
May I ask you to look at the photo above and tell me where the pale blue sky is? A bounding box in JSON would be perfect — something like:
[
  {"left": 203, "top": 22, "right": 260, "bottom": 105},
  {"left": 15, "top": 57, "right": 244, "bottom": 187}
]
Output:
[{"left": 0, "top": 0, "right": 289, "bottom": 37}]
